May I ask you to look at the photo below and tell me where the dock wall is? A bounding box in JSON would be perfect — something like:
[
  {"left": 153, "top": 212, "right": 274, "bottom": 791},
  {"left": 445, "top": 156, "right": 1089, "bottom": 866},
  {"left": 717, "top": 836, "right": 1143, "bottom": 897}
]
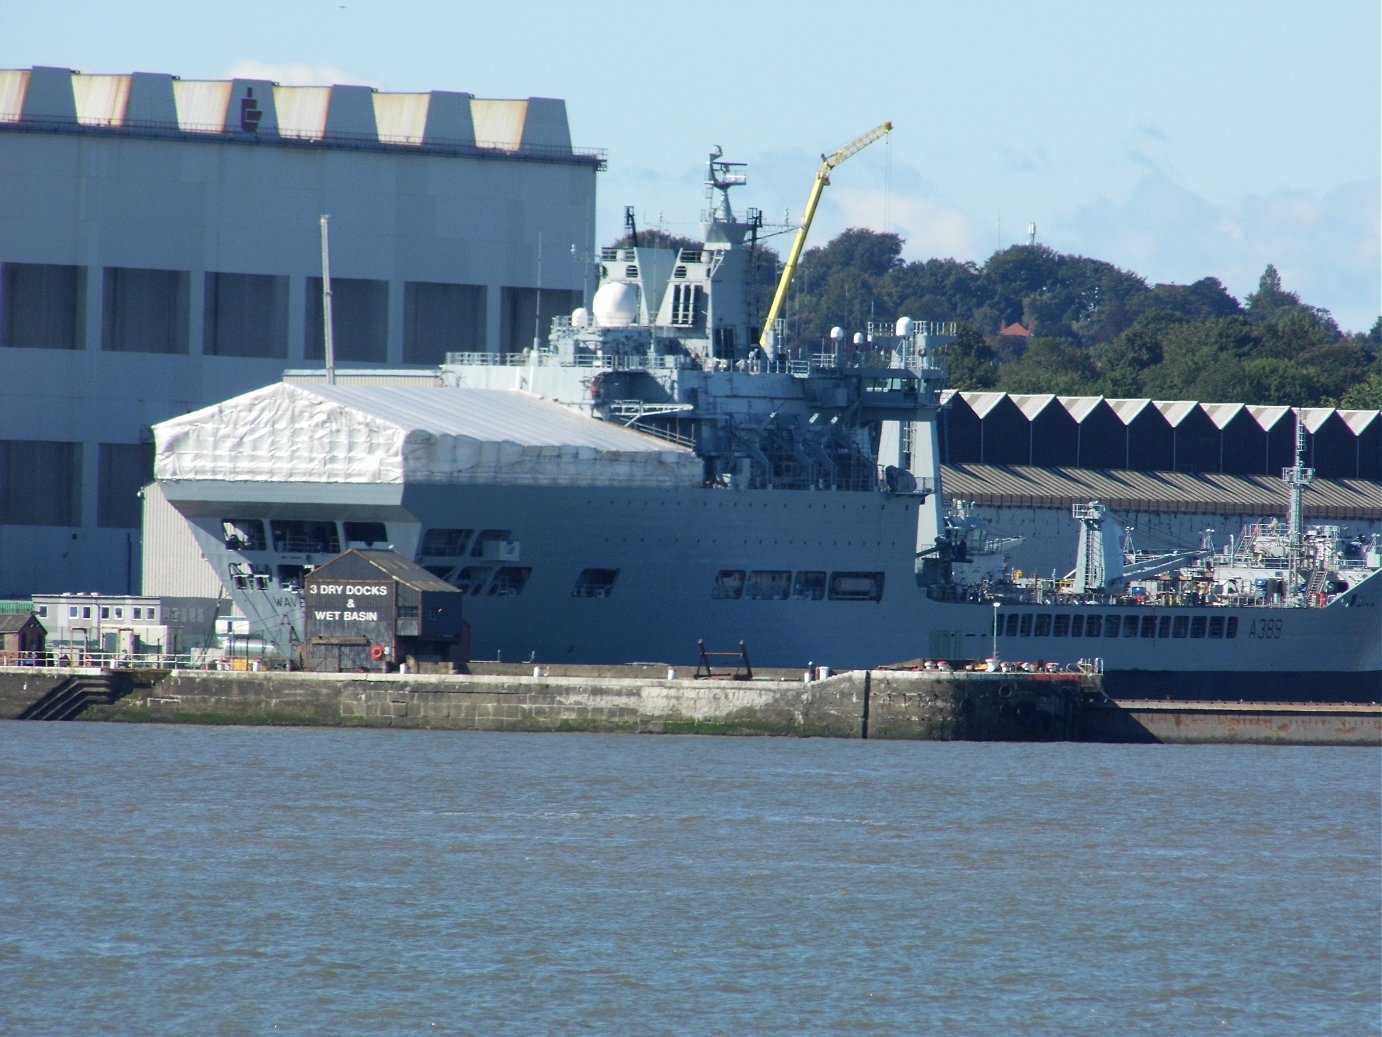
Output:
[
  {"left": 3, "top": 667, "right": 1376, "bottom": 744},
  {"left": 0, "top": 666, "right": 1085, "bottom": 741}
]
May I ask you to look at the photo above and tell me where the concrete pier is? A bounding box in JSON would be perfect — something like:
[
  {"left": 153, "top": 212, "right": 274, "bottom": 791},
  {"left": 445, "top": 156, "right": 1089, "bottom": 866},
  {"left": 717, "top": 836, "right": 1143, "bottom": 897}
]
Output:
[
  {"left": 3, "top": 666, "right": 1376, "bottom": 744},
  {"left": 0, "top": 665, "right": 1088, "bottom": 741}
]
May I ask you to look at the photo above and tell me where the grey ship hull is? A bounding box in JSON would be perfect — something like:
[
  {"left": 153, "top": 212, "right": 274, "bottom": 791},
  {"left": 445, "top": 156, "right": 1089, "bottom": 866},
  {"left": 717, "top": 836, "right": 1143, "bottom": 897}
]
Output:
[{"left": 170, "top": 479, "right": 1382, "bottom": 702}]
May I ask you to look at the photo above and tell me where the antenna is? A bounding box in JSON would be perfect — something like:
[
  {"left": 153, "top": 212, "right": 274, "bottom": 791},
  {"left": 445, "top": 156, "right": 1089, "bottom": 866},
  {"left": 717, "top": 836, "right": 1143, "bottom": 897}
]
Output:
[
  {"left": 1027, "top": 222, "right": 1037, "bottom": 246},
  {"left": 533, "top": 232, "right": 543, "bottom": 351},
  {"left": 319, "top": 215, "right": 335, "bottom": 385}
]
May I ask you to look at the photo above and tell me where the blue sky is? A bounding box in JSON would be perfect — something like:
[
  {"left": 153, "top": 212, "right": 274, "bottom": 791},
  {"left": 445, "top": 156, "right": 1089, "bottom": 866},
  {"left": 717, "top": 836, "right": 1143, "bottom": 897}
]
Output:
[{"left": 8, "top": 0, "right": 1380, "bottom": 333}]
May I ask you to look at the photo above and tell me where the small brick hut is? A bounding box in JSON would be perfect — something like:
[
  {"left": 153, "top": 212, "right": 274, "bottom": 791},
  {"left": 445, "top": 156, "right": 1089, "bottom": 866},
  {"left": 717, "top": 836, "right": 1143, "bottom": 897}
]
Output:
[{"left": 0, "top": 612, "right": 47, "bottom": 664}]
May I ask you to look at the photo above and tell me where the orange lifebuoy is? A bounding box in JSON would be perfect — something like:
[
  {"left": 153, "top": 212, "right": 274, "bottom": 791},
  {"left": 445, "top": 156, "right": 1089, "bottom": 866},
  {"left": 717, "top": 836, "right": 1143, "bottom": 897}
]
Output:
[{"left": 370, "top": 645, "right": 385, "bottom": 662}]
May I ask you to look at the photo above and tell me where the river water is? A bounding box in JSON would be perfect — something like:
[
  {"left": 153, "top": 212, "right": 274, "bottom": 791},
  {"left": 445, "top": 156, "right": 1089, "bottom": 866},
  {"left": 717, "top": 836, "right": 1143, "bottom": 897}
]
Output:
[{"left": 1, "top": 724, "right": 1378, "bottom": 1036}]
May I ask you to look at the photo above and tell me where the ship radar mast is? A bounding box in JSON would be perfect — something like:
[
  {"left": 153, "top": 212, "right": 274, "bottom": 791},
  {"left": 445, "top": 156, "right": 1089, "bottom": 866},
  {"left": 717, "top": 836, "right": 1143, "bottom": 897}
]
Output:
[
  {"left": 1282, "top": 408, "right": 1315, "bottom": 547},
  {"left": 706, "top": 146, "right": 748, "bottom": 226}
]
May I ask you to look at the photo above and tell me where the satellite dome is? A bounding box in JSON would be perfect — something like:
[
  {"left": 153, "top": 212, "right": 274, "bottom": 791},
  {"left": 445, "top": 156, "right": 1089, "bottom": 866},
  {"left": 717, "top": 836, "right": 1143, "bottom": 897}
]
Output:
[
  {"left": 592, "top": 282, "right": 639, "bottom": 327},
  {"left": 895, "top": 316, "right": 914, "bottom": 337},
  {"left": 830, "top": 326, "right": 844, "bottom": 342},
  {"left": 571, "top": 307, "right": 590, "bottom": 329}
]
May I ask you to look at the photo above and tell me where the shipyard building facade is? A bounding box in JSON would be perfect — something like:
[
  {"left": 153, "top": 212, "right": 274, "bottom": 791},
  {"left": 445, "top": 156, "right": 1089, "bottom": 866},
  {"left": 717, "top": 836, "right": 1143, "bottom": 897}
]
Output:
[{"left": 0, "top": 65, "right": 601, "bottom": 597}]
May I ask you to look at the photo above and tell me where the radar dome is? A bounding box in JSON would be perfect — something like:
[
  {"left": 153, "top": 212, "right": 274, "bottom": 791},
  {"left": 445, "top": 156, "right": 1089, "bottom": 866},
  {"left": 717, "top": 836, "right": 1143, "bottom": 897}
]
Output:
[
  {"left": 592, "top": 282, "right": 639, "bottom": 327},
  {"left": 895, "top": 316, "right": 914, "bottom": 337}
]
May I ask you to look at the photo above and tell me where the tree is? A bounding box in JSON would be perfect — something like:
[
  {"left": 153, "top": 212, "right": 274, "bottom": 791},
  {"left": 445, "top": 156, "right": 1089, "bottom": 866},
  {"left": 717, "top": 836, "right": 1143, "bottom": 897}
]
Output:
[
  {"left": 942, "top": 323, "right": 999, "bottom": 390},
  {"left": 1245, "top": 264, "right": 1303, "bottom": 323},
  {"left": 996, "top": 337, "right": 1100, "bottom": 395}
]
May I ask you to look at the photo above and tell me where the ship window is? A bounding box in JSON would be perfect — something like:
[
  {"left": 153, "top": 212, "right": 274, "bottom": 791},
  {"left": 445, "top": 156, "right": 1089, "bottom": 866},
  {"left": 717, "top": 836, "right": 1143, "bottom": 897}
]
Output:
[
  {"left": 828, "top": 572, "right": 884, "bottom": 602},
  {"left": 792, "top": 571, "right": 826, "bottom": 600},
  {"left": 222, "top": 519, "right": 266, "bottom": 551},
  {"left": 712, "top": 570, "right": 745, "bottom": 600},
  {"left": 488, "top": 567, "right": 531, "bottom": 596},
  {"left": 343, "top": 521, "right": 388, "bottom": 546},
  {"left": 1173, "top": 615, "right": 1189, "bottom": 638},
  {"left": 471, "top": 529, "right": 516, "bottom": 559},
  {"left": 1018, "top": 614, "right": 1032, "bottom": 637},
  {"left": 1004, "top": 613, "right": 1020, "bottom": 637},
  {"left": 1157, "top": 616, "right": 1171, "bottom": 639},
  {"left": 1226, "top": 617, "right": 1238, "bottom": 638},
  {"left": 1070, "top": 614, "right": 1084, "bottom": 637},
  {"left": 455, "top": 566, "right": 491, "bottom": 595},
  {"left": 276, "top": 564, "right": 310, "bottom": 588},
  {"left": 270, "top": 520, "right": 339, "bottom": 555},
  {"left": 746, "top": 570, "right": 791, "bottom": 600},
  {"left": 573, "top": 568, "right": 619, "bottom": 598},
  {"left": 421, "top": 528, "right": 473, "bottom": 557},
  {"left": 1034, "top": 614, "right": 1052, "bottom": 636},
  {"left": 1140, "top": 616, "right": 1156, "bottom": 638},
  {"left": 1105, "top": 615, "right": 1121, "bottom": 638},
  {"left": 1190, "top": 616, "right": 1207, "bottom": 638},
  {"left": 1053, "top": 614, "right": 1070, "bottom": 637},
  {"left": 1208, "top": 615, "right": 1225, "bottom": 639},
  {"left": 670, "top": 283, "right": 700, "bottom": 327},
  {"left": 1085, "top": 615, "right": 1101, "bottom": 637},
  {"left": 1121, "top": 616, "right": 1138, "bottom": 638}
]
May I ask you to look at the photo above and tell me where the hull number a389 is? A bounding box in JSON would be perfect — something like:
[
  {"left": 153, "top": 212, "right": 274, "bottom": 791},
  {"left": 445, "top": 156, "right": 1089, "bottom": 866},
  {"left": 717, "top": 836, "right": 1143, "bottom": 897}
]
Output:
[{"left": 1247, "top": 617, "right": 1285, "bottom": 639}]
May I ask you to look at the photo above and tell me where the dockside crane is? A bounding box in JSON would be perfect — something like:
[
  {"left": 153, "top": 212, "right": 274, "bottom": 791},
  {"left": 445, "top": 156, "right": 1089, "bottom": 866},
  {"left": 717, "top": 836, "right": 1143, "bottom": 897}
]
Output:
[{"left": 758, "top": 121, "right": 892, "bottom": 357}]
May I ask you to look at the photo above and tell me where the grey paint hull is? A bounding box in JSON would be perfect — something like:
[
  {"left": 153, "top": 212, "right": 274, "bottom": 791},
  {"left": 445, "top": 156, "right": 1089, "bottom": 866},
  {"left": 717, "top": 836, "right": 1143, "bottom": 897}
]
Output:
[{"left": 168, "top": 479, "right": 1382, "bottom": 701}]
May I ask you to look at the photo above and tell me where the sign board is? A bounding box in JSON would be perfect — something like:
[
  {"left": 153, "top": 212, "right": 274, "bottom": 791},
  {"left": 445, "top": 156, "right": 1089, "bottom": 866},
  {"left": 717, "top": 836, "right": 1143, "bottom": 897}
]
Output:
[{"left": 305, "top": 579, "right": 396, "bottom": 637}]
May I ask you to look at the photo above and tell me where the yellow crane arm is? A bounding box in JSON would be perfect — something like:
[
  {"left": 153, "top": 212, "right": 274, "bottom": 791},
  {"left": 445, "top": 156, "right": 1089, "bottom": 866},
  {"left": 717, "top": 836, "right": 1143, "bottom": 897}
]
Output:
[{"left": 758, "top": 121, "right": 892, "bottom": 354}]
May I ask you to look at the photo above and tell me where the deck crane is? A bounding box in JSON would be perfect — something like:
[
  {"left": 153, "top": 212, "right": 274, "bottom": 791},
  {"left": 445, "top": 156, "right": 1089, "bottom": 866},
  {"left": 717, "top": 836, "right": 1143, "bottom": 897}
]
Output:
[{"left": 758, "top": 121, "right": 892, "bottom": 357}]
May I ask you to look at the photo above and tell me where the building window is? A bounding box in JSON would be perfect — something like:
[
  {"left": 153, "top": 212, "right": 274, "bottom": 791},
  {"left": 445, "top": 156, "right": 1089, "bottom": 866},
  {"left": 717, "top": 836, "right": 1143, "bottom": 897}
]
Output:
[
  {"left": 1, "top": 262, "right": 84, "bottom": 350},
  {"left": 36, "top": 605, "right": 48, "bottom": 617},
  {"left": 101, "top": 607, "right": 110, "bottom": 619},
  {"left": 131, "top": 607, "right": 141, "bottom": 619},
  {"left": 404, "top": 282, "right": 486, "bottom": 363},
  {"left": 103, "top": 267, "right": 189, "bottom": 353},
  {"left": 305, "top": 277, "right": 387, "bottom": 362},
  {"left": 0, "top": 440, "right": 82, "bottom": 526},
  {"left": 69, "top": 605, "right": 79, "bottom": 618},
  {"left": 98, "top": 442, "right": 154, "bottom": 528},
  {"left": 204, "top": 272, "right": 288, "bottom": 358}
]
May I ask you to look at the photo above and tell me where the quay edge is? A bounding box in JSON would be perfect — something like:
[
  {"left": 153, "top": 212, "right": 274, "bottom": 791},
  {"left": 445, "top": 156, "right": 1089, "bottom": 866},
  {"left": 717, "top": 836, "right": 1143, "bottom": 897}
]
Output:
[
  {"left": 3, "top": 667, "right": 1377, "bottom": 744},
  {"left": 2, "top": 665, "right": 1089, "bottom": 741}
]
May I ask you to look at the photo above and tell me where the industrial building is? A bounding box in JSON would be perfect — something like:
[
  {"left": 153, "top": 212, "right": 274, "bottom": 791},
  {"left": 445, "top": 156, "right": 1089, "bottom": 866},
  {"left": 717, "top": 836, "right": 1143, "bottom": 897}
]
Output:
[{"left": 0, "top": 64, "right": 602, "bottom": 598}]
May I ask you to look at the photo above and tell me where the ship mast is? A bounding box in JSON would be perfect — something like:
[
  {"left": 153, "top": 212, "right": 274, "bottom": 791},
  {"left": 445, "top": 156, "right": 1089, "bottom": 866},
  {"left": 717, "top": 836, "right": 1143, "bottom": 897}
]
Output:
[{"left": 1282, "top": 408, "right": 1314, "bottom": 561}]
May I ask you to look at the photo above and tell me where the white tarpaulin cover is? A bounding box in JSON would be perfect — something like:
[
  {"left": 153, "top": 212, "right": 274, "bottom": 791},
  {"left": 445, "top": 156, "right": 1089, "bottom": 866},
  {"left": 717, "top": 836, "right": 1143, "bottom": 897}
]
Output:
[{"left": 155, "top": 383, "right": 700, "bottom": 487}]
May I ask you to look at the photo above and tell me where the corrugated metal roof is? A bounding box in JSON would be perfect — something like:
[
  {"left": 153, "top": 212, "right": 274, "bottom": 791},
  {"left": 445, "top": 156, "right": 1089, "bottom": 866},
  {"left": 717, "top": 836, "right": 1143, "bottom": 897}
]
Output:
[{"left": 942, "top": 463, "right": 1382, "bottom": 520}]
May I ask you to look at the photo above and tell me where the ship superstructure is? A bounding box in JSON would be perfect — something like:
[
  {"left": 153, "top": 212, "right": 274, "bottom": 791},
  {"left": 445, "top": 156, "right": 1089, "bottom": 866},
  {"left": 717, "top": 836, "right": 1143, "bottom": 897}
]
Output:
[{"left": 153, "top": 149, "right": 1382, "bottom": 701}]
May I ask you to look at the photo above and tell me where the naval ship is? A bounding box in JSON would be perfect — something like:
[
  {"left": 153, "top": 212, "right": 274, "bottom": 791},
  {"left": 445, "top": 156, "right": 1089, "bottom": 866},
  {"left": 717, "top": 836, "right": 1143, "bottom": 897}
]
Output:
[{"left": 153, "top": 149, "right": 1381, "bottom": 701}]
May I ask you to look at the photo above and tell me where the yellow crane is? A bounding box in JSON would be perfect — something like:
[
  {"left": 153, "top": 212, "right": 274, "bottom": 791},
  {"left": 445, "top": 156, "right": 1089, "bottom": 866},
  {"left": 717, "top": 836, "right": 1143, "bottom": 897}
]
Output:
[{"left": 758, "top": 121, "right": 892, "bottom": 356}]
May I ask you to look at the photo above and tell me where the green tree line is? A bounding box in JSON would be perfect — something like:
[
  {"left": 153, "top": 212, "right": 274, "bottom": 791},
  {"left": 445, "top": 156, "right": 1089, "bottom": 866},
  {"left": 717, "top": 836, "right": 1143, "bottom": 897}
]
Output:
[{"left": 767, "top": 229, "right": 1382, "bottom": 409}]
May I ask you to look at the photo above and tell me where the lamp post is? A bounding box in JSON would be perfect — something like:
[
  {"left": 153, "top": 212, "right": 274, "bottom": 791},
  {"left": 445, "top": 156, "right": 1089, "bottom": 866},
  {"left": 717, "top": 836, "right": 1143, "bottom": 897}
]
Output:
[{"left": 991, "top": 601, "right": 1001, "bottom": 670}]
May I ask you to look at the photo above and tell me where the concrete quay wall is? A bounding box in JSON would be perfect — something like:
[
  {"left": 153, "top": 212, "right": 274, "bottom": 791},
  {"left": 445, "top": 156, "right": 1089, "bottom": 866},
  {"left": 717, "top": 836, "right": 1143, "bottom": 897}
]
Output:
[{"left": 0, "top": 666, "right": 1087, "bottom": 741}]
